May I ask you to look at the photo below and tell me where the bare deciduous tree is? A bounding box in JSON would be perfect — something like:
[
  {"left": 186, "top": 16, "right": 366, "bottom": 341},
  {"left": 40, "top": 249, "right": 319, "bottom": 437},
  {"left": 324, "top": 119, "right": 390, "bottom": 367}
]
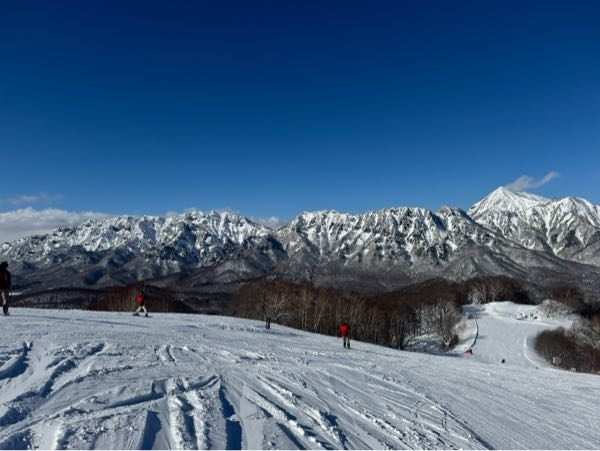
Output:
[
  {"left": 435, "top": 300, "right": 461, "bottom": 349},
  {"left": 575, "top": 315, "right": 600, "bottom": 350}
]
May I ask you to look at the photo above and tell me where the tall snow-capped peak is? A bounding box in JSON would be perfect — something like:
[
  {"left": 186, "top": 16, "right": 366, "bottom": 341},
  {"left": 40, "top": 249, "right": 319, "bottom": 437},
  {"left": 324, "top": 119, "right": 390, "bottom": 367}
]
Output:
[
  {"left": 467, "top": 188, "right": 600, "bottom": 262},
  {"left": 468, "top": 186, "right": 549, "bottom": 218}
]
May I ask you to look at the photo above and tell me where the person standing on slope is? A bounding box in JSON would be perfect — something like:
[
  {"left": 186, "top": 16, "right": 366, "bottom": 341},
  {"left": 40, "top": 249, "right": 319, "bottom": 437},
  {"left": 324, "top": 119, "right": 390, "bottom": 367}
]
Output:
[
  {"left": 133, "top": 289, "right": 148, "bottom": 317},
  {"left": 0, "top": 262, "right": 11, "bottom": 316},
  {"left": 340, "top": 322, "right": 350, "bottom": 348}
]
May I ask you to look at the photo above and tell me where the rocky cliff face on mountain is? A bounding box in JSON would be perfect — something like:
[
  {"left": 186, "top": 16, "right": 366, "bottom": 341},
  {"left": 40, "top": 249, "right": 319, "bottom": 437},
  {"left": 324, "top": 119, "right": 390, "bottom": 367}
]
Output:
[
  {"left": 0, "top": 211, "right": 276, "bottom": 290},
  {"left": 272, "top": 207, "right": 504, "bottom": 290},
  {"left": 469, "top": 187, "right": 600, "bottom": 266},
  {"left": 2, "top": 188, "right": 600, "bottom": 295}
]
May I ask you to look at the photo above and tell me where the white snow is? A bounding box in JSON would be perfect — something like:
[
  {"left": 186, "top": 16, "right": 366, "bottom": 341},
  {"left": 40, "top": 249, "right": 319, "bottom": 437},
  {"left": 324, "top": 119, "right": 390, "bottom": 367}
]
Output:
[
  {"left": 468, "top": 187, "right": 549, "bottom": 218},
  {"left": 453, "top": 302, "right": 575, "bottom": 369},
  {"left": 1, "top": 303, "right": 599, "bottom": 450}
]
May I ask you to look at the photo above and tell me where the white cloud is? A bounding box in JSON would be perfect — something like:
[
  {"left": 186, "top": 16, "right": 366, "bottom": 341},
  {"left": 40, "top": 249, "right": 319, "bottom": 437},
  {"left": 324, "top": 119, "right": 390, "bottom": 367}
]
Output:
[
  {"left": 504, "top": 171, "right": 560, "bottom": 192},
  {"left": 0, "top": 207, "right": 110, "bottom": 243},
  {"left": 6, "top": 192, "right": 61, "bottom": 206}
]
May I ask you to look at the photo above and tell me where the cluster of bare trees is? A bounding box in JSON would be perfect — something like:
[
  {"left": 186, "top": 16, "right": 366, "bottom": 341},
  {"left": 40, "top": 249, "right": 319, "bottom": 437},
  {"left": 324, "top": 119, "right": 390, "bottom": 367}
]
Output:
[
  {"left": 535, "top": 324, "right": 600, "bottom": 374},
  {"left": 233, "top": 280, "right": 361, "bottom": 338},
  {"left": 576, "top": 314, "right": 600, "bottom": 347},
  {"left": 232, "top": 278, "right": 463, "bottom": 350},
  {"left": 11, "top": 288, "right": 104, "bottom": 310},
  {"left": 465, "top": 276, "right": 531, "bottom": 305},
  {"left": 545, "top": 283, "right": 587, "bottom": 313},
  {"left": 534, "top": 283, "right": 600, "bottom": 374}
]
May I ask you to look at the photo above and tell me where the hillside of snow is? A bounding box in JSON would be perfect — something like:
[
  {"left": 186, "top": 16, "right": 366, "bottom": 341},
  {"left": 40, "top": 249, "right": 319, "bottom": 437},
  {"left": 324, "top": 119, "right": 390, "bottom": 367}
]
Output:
[{"left": 1, "top": 303, "right": 599, "bottom": 450}]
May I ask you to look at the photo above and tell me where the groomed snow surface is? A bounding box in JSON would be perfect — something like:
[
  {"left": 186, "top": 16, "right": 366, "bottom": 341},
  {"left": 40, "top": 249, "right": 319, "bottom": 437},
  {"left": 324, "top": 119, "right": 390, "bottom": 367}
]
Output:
[{"left": 1, "top": 302, "right": 599, "bottom": 450}]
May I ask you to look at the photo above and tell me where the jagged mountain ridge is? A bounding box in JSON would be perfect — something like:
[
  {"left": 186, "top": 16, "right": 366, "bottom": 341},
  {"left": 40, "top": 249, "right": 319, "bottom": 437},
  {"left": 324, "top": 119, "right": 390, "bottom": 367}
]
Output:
[
  {"left": 2, "top": 188, "right": 600, "bottom": 293},
  {"left": 274, "top": 207, "right": 494, "bottom": 274},
  {"left": 0, "top": 211, "right": 275, "bottom": 288},
  {"left": 469, "top": 187, "right": 600, "bottom": 265}
]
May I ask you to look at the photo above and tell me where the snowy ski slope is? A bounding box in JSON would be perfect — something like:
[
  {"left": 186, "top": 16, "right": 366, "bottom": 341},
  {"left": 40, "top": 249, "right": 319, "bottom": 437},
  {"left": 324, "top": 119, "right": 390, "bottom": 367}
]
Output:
[{"left": 0, "top": 303, "right": 598, "bottom": 450}]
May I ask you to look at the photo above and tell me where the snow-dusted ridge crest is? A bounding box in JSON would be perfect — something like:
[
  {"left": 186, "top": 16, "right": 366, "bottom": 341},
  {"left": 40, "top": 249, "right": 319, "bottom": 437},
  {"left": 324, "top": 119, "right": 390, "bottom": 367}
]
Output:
[
  {"left": 469, "top": 187, "right": 600, "bottom": 263},
  {"left": 2, "top": 188, "right": 600, "bottom": 291},
  {"left": 3, "top": 209, "right": 270, "bottom": 250},
  {"left": 0, "top": 210, "right": 276, "bottom": 288}
]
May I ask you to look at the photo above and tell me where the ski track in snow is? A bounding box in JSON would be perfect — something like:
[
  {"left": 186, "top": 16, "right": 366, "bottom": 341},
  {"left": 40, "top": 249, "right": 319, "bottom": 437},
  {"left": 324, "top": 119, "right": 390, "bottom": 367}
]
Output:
[{"left": 0, "top": 304, "right": 599, "bottom": 450}]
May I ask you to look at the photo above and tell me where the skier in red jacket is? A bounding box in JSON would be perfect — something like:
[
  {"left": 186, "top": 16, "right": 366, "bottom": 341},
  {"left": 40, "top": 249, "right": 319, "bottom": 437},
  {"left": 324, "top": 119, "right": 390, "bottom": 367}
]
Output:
[
  {"left": 133, "top": 289, "right": 148, "bottom": 317},
  {"left": 340, "top": 322, "right": 350, "bottom": 348}
]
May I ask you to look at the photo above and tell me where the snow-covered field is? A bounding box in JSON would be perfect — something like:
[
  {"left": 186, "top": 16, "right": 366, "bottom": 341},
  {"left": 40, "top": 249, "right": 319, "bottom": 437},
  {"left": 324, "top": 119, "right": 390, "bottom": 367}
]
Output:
[{"left": 0, "top": 302, "right": 598, "bottom": 450}]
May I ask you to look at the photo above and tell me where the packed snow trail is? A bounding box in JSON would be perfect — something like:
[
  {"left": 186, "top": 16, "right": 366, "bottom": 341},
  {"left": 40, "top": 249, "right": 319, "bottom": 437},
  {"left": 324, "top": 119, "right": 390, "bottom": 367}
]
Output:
[
  {"left": 0, "top": 305, "right": 599, "bottom": 450},
  {"left": 455, "top": 302, "right": 574, "bottom": 368}
]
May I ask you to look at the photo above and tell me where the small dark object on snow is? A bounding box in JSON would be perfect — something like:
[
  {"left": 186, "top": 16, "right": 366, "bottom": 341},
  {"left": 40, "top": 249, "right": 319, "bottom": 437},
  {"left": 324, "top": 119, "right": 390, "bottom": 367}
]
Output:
[
  {"left": 501, "top": 358, "right": 506, "bottom": 364},
  {"left": 0, "top": 261, "right": 11, "bottom": 316}
]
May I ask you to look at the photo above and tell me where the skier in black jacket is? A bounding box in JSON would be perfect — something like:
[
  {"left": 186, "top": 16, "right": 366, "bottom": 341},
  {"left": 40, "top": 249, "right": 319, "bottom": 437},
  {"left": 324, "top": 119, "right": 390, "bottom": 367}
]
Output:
[{"left": 0, "top": 261, "right": 11, "bottom": 315}]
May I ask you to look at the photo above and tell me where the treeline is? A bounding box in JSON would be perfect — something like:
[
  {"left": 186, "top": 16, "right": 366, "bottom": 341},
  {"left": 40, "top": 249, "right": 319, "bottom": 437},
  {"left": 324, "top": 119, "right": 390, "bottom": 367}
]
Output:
[
  {"left": 11, "top": 287, "right": 105, "bottom": 310},
  {"left": 534, "top": 316, "right": 600, "bottom": 374},
  {"left": 534, "top": 284, "right": 600, "bottom": 374},
  {"left": 231, "top": 278, "right": 469, "bottom": 350},
  {"left": 13, "top": 284, "right": 234, "bottom": 315}
]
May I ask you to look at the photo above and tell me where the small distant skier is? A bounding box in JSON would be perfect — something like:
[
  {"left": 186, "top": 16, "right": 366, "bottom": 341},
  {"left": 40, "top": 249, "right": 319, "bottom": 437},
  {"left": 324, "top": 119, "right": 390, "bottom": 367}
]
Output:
[
  {"left": 340, "top": 322, "right": 350, "bottom": 348},
  {"left": 133, "top": 289, "right": 148, "bottom": 317},
  {"left": 0, "top": 261, "right": 11, "bottom": 316},
  {"left": 265, "top": 316, "right": 271, "bottom": 330}
]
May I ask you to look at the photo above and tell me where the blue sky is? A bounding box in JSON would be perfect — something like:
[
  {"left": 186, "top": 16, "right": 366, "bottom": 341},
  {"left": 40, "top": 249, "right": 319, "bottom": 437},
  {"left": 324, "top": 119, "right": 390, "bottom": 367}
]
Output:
[{"left": 1, "top": 1, "right": 599, "bottom": 241}]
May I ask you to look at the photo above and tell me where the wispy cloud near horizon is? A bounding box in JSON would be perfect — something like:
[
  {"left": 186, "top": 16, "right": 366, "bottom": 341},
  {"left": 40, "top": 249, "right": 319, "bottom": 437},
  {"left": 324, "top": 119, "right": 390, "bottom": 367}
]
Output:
[
  {"left": 3, "top": 192, "right": 62, "bottom": 206},
  {"left": 0, "top": 207, "right": 110, "bottom": 243},
  {"left": 504, "top": 171, "right": 560, "bottom": 192}
]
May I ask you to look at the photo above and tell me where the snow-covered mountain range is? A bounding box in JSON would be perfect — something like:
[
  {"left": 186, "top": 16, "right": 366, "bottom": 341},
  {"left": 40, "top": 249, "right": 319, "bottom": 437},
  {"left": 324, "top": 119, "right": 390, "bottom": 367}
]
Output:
[{"left": 2, "top": 188, "right": 600, "bottom": 293}]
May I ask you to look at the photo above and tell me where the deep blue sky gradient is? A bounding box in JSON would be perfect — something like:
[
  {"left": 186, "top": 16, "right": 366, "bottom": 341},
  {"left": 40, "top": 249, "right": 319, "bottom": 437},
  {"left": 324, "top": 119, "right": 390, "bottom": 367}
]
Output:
[{"left": 1, "top": 0, "right": 599, "bottom": 221}]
